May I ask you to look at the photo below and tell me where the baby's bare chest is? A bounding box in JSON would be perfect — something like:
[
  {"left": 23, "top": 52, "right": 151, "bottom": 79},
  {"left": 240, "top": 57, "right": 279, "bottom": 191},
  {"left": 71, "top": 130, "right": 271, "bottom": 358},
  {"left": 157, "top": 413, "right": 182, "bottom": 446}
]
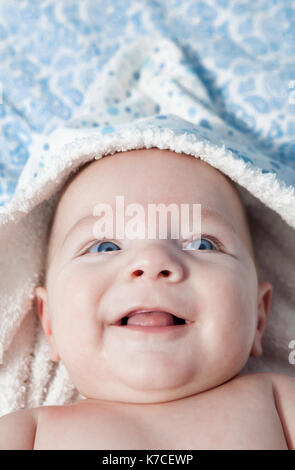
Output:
[{"left": 34, "top": 376, "right": 288, "bottom": 450}]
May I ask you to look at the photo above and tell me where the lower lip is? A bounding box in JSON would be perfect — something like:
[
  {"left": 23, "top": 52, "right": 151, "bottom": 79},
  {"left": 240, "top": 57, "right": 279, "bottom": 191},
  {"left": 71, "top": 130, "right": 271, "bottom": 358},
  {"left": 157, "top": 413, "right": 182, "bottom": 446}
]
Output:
[{"left": 113, "top": 324, "right": 190, "bottom": 333}]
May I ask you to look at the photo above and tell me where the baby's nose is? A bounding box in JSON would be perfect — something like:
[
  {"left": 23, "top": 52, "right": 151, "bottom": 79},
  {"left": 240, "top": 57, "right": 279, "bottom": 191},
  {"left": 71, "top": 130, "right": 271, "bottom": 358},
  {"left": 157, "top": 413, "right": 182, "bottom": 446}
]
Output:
[{"left": 123, "top": 243, "right": 186, "bottom": 282}]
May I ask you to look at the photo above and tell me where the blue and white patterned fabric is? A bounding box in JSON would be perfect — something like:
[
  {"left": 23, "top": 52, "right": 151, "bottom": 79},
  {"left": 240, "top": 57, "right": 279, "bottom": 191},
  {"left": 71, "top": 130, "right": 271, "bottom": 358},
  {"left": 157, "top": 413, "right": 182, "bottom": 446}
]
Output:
[{"left": 0, "top": 0, "right": 295, "bottom": 205}]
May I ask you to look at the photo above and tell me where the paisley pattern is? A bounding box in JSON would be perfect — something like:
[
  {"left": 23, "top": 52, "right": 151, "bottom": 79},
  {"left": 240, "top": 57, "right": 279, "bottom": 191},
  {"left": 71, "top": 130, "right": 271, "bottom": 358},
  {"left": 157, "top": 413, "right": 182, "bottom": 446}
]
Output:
[{"left": 1, "top": 0, "right": 295, "bottom": 205}]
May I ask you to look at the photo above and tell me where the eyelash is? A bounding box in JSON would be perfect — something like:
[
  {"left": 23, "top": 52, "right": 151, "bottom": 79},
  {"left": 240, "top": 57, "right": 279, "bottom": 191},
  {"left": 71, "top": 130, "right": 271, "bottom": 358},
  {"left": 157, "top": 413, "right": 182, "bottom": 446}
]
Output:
[{"left": 82, "top": 234, "right": 225, "bottom": 254}]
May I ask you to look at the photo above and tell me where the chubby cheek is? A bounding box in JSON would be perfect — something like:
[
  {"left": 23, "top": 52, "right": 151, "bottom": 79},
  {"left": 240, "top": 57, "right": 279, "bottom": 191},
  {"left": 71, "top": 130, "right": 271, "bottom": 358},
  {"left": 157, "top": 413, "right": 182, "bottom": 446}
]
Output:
[
  {"left": 197, "top": 256, "right": 257, "bottom": 364},
  {"left": 47, "top": 261, "right": 109, "bottom": 361}
]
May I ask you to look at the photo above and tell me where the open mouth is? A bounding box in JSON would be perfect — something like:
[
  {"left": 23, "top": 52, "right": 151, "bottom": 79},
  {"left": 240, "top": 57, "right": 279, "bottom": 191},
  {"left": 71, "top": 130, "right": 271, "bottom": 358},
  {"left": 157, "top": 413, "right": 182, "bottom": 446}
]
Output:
[
  {"left": 120, "top": 315, "right": 186, "bottom": 326},
  {"left": 117, "top": 311, "right": 188, "bottom": 327}
]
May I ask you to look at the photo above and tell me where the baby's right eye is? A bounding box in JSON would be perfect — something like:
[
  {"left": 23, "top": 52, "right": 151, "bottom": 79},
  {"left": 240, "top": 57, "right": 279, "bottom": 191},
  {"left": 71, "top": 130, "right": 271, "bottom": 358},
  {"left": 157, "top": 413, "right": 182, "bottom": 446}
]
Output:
[{"left": 87, "top": 239, "right": 121, "bottom": 254}]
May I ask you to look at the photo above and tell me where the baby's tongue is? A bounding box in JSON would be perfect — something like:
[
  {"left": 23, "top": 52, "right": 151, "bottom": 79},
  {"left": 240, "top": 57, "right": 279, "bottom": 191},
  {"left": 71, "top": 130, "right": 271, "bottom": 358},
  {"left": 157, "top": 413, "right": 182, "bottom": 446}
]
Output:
[{"left": 127, "top": 311, "right": 175, "bottom": 327}]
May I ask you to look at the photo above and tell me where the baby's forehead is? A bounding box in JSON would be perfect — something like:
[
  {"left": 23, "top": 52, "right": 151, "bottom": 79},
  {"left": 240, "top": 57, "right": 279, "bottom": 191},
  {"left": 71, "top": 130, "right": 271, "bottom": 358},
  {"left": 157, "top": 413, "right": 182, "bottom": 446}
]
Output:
[
  {"left": 51, "top": 150, "right": 248, "bottom": 241},
  {"left": 62, "top": 150, "right": 236, "bottom": 199}
]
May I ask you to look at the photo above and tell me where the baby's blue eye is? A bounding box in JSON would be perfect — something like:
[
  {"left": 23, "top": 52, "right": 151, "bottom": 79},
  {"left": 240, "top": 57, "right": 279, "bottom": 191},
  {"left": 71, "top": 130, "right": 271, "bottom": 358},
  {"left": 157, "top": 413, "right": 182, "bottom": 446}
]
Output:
[
  {"left": 183, "top": 238, "right": 215, "bottom": 251},
  {"left": 88, "top": 240, "right": 121, "bottom": 253}
]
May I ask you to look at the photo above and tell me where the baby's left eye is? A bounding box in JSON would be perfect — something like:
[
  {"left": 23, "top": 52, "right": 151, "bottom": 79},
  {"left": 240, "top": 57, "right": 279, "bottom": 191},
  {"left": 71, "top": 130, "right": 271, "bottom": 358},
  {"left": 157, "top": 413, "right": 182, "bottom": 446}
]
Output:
[
  {"left": 183, "top": 237, "right": 218, "bottom": 251},
  {"left": 87, "top": 240, "right": 121, "bottom": 254}
]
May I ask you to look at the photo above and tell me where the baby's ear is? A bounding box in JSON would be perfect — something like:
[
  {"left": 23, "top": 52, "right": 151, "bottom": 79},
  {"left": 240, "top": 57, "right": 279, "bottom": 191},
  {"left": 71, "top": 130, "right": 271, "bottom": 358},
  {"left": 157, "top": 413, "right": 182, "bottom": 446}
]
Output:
[
  {"left": 250, "top": 281, "right": 273, "bottom": 357},
  {"left": 35, "top": 286, "right": 60, "bottom": 362}
]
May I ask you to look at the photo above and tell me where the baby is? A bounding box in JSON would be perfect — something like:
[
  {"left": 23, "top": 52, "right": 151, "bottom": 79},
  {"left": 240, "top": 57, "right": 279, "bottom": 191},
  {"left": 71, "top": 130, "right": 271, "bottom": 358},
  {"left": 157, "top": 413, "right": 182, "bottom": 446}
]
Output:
[{"left": 1, "top": 148, "right": 295, "bottom": 450}]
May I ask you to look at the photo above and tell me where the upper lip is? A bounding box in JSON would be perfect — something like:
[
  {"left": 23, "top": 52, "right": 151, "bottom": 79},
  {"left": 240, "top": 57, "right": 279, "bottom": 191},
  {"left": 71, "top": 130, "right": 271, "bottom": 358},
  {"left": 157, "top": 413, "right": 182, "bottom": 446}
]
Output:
[{"left": 111, "top": 305, "right": 193, "bottom": 326}]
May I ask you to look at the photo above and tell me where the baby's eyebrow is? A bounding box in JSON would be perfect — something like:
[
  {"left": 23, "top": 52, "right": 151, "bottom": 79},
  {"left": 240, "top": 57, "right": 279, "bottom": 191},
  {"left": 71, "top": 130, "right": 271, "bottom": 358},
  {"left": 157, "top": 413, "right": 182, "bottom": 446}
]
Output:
[{"left": 61, "top": 207, "right": 236, "bottom": 248}]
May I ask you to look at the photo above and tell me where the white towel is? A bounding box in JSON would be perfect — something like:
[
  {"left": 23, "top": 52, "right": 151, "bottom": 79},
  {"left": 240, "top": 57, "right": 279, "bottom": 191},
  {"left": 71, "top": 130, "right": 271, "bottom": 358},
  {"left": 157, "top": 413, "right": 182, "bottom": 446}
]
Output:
[{"left": 0, "top": 113, "right": 295, "bottom": 416}]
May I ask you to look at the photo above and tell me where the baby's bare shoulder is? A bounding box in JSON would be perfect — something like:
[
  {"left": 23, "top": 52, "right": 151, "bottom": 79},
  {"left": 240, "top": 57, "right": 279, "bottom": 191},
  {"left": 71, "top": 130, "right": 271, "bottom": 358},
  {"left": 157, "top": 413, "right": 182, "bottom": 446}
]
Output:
[
  {"left": 237, "top": 370, "right": 295, "bottom": 394},
  {"left": 229, "top": 371, "right": 295, "bottom": 397},
  {"left": 236, "top": 371, "right": 295, "bottom": 449},
  {"left": 0, "top": 406, "right": 39, "bottom": 450},
  {"left": 220, "top": 371, "right": 274, "bottom": 392},
  {"left": 0, "top": 404, "right": 80, "bottom": 450},
  {"left": 263, "top": 372, "right": 295, "bottom": 450}
]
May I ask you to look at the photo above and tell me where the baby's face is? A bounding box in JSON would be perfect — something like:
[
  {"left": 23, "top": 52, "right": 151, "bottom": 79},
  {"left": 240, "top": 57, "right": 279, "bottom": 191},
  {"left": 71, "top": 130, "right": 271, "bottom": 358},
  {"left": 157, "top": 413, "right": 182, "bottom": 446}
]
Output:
[{"left": 36, "top": 149, "right": 272, "bottom": 403}]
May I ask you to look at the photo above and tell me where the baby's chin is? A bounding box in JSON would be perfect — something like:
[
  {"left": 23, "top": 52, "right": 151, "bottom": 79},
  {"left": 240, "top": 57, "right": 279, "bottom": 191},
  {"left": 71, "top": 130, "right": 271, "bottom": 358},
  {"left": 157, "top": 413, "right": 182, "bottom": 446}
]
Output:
[
  {"left": 72, "top": 366, "right": 243, "bottom": 405},
  {"left": 60, "top": 321, "right": 251, "bottom": 404}
]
